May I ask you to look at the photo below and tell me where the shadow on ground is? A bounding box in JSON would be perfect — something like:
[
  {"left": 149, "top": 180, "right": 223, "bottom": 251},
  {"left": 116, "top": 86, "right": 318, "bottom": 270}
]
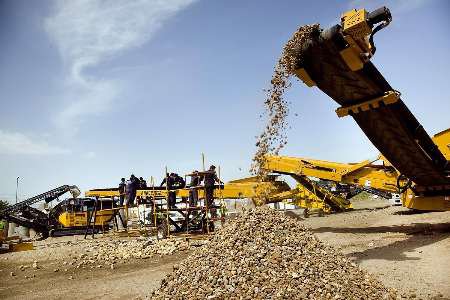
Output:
[{"left": 312, "top": 222, "right": 450, "bottom": 262}]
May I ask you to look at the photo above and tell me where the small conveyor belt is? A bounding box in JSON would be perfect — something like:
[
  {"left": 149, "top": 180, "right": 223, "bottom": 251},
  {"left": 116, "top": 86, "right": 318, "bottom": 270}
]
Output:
[
  {"left": 1, "top": 185, "right": 78, "bottom": 216},
  {"left": 292, "top": 175, "right": 351, "bottom": 212},
  {"left": 299, "top": 26, "right": 450, "bottom": 188}
]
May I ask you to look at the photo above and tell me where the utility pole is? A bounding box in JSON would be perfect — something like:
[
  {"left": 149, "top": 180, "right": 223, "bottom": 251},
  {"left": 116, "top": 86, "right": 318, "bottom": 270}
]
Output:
[{"left": 15, "top": 177, "right": 20, "bottom": 204}]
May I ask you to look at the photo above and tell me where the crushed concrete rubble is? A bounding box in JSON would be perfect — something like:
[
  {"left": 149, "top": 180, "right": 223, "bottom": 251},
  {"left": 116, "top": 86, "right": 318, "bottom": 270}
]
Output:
[
  {"left": 26, "top": 237, "right": 207, "bottom": 271},
  {"left": 252, "top": 24, "right": 320, "bottom": 178},
  {"left": 152, "top": 207, "right": 398, "bottom": 299},
  {"left": 77, "top": 237, "right": 207, "bottom": 264}
]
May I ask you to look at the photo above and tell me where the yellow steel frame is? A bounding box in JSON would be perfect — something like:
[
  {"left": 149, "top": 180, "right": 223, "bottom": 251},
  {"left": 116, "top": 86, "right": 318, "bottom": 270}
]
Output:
[
  {"left": 433, "top": 129, "right": 450, "bottom": 160},
  {"left": 85, "top": 176, "right": 345, "bottom": 213},
  {"left": 294, "top": 68, "right": 316, "bottom": 87},
  {"left": 403, "top": 191, "right": 450, "bottom": 211},
  {"left": 264, "top": 188, "right": 332, "bottom": 213},
  {"left": 263, "top": 154, "right": 399, "bottom": 193},
  {"left": 335, "top": 91, "right": 400, "bottom": 117},
  {"left": 85, "top": 177, "right": 291, "bottom": 202},
  {"left": 400, "top": 129, "right": 450, "bottom": 211},
  {"left": 339, "top": 8, "right": 373, "bottom": 71}
]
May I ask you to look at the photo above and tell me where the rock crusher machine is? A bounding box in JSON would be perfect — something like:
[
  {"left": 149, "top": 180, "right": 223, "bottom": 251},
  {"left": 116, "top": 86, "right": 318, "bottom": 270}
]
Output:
[
  {"left": 260, "top": 154, "right": 400, "bottom": 217},
  {"left": 292, "top": 7, "right": 450, "bottom": 211},
  {"left": 0, "top": 185, "right": 118, "bottom": 238}
]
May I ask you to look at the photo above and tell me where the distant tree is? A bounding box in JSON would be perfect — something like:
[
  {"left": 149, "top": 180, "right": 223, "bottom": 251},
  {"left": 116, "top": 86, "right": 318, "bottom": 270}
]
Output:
[{"left": 0, "top": 199, "right": 9, "bottom": 211}]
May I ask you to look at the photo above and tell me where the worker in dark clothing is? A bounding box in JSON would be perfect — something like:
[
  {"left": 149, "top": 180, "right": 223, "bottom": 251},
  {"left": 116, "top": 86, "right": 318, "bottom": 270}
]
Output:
[
  {"left": 160, "top": 173, "right": 171, "bottom": 187},
  {"left": 139, "top": 177, "right": 147, "bottom": 189},
  {"left": 118, "top": 178, "right": 126, "bottom": 206},
  {"left": 189, "top": 170, "right": 200, "bottom": 207},
  {"left": 202, "top": 165, "right": 222, "bottom": 210},
  {"left": 127, "top": 174, "right": 139, "bottom": 206},
  {"left": 173, "top": 173, "right": 188, "bottom": 204},
  {"left": 160, "top": 173, "right": 176, "bottom": 208},
  {"left": 125, "top": 178, "right": 133, "bottom": 206},
  {"left": 173, "top": 173, "right": 186, "bottom": 188}
]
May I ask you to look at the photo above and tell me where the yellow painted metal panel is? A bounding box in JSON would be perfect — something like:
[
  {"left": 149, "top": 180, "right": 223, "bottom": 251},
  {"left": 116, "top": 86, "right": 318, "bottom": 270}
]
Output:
[
  {"left": 403, "top": 191, "right": 450, "bottom": 211},
  {"left": 432, "top": 128, "right": 450, "bottom": 160},
  {"left": 10, "top": 242, "right": 33, "bottom": 252}
]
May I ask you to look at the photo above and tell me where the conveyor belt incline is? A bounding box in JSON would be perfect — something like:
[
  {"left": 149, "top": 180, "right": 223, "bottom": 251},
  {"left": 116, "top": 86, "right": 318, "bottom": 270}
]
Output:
[{"left": 299, "top": 26, "right": 449, "bottom": 188}]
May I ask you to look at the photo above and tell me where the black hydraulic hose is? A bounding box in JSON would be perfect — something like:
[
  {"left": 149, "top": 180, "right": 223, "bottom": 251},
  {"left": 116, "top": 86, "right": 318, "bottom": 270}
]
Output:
[
  {"left": 367, "top": 7, "right": 392, "bottom": 55},
  {"left": 397, "top": 174, "right": 412, "bottom": 194},
  {"left": 368, "top": 21, "right": 389, "bottom": 55}
]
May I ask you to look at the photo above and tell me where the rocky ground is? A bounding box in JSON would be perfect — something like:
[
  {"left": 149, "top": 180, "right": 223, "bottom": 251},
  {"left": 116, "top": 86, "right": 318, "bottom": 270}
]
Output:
[
  {"left": 301, "top": 198, "right": 450, "bottom": 299},
  {"left": 0, "top": 197, "right": 449, "bottom": 299},
  {"left": 152, "top": 206, "right": 397, "bottom": 299},
  {"left": 0, "top": 234, "right": 205, "bottom": 299}
]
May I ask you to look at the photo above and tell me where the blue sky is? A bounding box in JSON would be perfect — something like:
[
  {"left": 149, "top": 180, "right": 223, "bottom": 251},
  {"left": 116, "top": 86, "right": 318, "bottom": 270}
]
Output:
[{"left": 1, "top": 0, "right": 449, "bottom": 202}]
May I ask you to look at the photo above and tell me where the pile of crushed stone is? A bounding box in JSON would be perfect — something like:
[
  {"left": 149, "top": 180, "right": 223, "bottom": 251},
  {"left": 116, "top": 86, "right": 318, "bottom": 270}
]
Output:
[
  {"left": 79, "top": 237, "right": 207, "bottom": 263},
  {"left": 151, "top": 207, "right": 397, "bottom": 299},
  {"left": 251, "top": 24, "right": 320, "bottom": 179}
]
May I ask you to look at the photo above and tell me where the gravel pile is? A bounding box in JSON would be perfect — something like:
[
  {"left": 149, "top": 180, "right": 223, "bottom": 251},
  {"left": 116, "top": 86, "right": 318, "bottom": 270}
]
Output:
[
  {"left": 152, "top": 207, "right": 397, "bottom": 299},
  {"left": 29, "top": 237, "right": 206, "bottom": 269},
  {"left": 252, "top": 24, "right": 320, "bottom": 179},
  {"left": 79, "top": 237, "right": 206, "bottom": 263},
  {"left": 10, "top": 237, "right": 207, "bottom": 279}
]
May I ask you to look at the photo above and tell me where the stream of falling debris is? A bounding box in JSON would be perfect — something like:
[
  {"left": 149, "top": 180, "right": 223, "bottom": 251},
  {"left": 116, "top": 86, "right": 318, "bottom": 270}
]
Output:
[{"left": 251, "top": 24, "right": 320, "bottom": 179}]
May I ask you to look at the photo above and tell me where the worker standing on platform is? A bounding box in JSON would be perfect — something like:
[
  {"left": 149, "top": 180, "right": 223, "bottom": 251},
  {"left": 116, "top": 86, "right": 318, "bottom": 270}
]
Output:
[
  {"left": 202, "top": 165, "right": 222, "bottom": 210},
  {"left": 118, "top": 178, "right": 126, "bottom": 206},
  {"left": 127, "top": 174, "right": 138, "bottom": 206},
  {"left": 189, "top": 170, "right": 200, "bottom": 207},
  {"left": 139, "top": 177, "right": 147, "bottom": 188},
  {"left": 173, "top": 173, "right": 188, "bottom": 204},
  {"left": 173, "top": 173, "right": 186, "bottom": 188},
  {"left": 161, "top": 173, "right": 176, "bottom": 208}
]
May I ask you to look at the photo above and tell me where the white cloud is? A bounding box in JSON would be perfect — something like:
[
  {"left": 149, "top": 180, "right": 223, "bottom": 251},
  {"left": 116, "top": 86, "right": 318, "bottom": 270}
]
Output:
[
  {"left": 84, "top": 151, "right": 96, "bottom": 159},
  {"left": 45, "top": 0, "right": 196, "bottom": 132},
  {"left": 0, "top": 130, "right": 70, "bottom": 155}
]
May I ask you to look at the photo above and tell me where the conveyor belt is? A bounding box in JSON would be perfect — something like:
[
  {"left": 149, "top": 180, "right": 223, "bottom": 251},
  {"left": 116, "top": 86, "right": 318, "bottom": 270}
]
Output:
[
  {"left": 5, "top": 206, "right": 49, "bottom": 233},
  {"left": 1, "top": 185, "right": 80, "bottom": 216},
  {"left": 292, "top": 175, "right": 351, "bottom": 212},
  {"left": 299, "top": 26, "right": 450, "bottom": 188}
]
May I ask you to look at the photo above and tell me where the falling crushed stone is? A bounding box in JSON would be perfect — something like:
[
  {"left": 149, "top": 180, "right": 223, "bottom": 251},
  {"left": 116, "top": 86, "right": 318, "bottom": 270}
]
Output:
[{"left": 251, "top": 24, "right": 320, "bottom": 179}]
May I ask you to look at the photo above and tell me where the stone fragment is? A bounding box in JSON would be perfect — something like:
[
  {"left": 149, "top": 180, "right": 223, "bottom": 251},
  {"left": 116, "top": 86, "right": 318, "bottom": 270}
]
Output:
[{"left": 32, "top": 261, "right": 39, "bottom": 269}]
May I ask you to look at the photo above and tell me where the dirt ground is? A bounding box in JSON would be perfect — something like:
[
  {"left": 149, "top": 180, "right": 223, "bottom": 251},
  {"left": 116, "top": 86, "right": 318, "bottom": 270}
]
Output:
[
  {"left": 0, "top": 234, "right": 188, "bottom": 299},
  {"left": 1, "top": 198, "right": 449, "bottom": 299},
  {"left": 299, "top": 198, "right": 450, "bottom": 299}
]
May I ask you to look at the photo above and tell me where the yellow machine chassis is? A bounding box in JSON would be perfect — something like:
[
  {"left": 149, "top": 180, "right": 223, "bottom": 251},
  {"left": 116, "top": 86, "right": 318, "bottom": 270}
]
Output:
[{"left": 58, "top": 210, "right": 115, "bottom": 228}]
